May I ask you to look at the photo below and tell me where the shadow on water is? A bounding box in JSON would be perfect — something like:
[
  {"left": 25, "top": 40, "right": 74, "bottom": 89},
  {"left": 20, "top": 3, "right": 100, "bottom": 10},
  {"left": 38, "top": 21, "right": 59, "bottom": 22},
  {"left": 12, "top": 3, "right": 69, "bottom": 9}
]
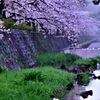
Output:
[{"left": 63, "top": 70, "right": 100, "bottom": 100}]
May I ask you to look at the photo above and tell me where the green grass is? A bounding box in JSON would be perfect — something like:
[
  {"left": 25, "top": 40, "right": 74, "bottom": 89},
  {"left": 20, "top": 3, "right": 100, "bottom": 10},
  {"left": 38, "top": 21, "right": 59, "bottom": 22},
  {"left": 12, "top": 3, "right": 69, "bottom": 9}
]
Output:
[
  {"left": 36, "top": 52, "right": 82, "bottom": 67},
  {"left": 74, "top": 57, "right": 98, "bottom": 69},
  {"left": 77, "top": 72, "right": 89, "bottom": 85},
  {"left": 2, "top": 18, "right": 15, "bottom": 29},
  {"left": 94, "top": 56, "right": 100, "bottom": 63},
  {"left": 0, "top": 66, "right": 7, "bottom": 74},
  {"left": 74, "top": 59, "right": 90, "bottom": 65},
  {"left": 13, "top": 23, "right": 33, "bottom": 31},
  {"left": 2, "top": 18, "right": 33, "bottom": 31},
  {"left": 0, "top": 66, "right": 75, "bottom": 100}
]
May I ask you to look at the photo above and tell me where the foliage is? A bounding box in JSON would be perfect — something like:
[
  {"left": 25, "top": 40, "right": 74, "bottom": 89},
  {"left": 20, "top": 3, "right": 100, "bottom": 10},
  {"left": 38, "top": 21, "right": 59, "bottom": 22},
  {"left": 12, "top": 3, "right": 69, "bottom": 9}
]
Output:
[
  {"left": 3, "top": 18, "right": 15, "bottom": 29},
  {"left": 74, "top": 57, "right": 98, "bottom": 66},
  {"left": 23, "top": 71, "right": 46, "bottom": 82},
  {"left": 0, "top": 66, "right": 7, "bottom": 74},
  {"left": 36, "top": 52, "right": 82, "bottom": 67},
  {"left": 86, "top": 58, "right": 98, "bottom": 66},
  {"left": 77, "top": 72, "right": 89, "bottom": 85},
  {"left": 94, "top": 56, "right": 100, "bottom": 63},
  {"left": 0, "top": 66, "right": 75, "bottom": 100},
  {"left": 2, "top": 18, "right": 33, "bottom": 31},
  {"left": 13, "top": 23, "right": 33, "bottom": 31},
  {"left": 74, "top": 59, "right": 90, "bottom": 65},
  {"left": 65, "top": 53, "right": 82, "bottom": 65}
]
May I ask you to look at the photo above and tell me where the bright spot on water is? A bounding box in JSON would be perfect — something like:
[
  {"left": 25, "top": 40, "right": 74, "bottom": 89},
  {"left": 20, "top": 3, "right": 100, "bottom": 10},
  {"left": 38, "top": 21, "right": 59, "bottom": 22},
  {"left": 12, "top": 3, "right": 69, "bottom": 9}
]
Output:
[{"left": 93, "top": 70, "right": 100, "bottom": 76}]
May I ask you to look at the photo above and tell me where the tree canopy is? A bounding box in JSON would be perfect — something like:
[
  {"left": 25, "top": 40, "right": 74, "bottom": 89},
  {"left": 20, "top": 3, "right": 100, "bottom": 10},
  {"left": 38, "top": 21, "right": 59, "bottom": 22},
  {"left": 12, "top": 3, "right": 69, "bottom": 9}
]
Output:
[{"left": 2, "top": 0, "right": 100, "bottom": 35}]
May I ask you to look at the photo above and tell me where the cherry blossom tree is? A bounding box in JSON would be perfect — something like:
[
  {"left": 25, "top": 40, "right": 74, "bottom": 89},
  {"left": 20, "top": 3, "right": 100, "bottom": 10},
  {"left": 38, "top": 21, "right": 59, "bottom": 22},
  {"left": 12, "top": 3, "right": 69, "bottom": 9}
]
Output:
[{"left": 2, "top": 0, "right": 100, "bottom": 35}]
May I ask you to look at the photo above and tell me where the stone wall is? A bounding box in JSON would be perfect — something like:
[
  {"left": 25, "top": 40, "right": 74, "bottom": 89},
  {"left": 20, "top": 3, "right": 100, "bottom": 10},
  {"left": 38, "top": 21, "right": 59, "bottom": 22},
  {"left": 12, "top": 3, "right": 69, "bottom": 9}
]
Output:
[
  {"left": 0, "top": 30, "right": 70, "bottom": 70},
  {"left": 0, "top": 29, "right": 97, "bottom": 70}
]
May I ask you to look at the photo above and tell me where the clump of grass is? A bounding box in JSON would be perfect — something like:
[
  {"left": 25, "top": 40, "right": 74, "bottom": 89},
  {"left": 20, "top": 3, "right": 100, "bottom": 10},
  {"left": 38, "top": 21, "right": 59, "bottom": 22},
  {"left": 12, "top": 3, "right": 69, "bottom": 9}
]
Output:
[
  {"left": 77, "top": 72, "right": 89, "bottom": 85},
  {"left": 0, "top": 66, "right": 7, "bottom": 74},
  {"left": 23, "top": 71, "right": 46, "bottom": 82},
  {"left": 0, "top": 66, "right": 75, "bottom": 100},
  {"left": 74, "top": 57, "right": 98, "bottom": 69},
  {"left": 36, "top": 52, "right": 81, "bottom": 67},
  {"left": 2, "top": 18, "right": 33, "bottom": 31},
  {"left": 94, "top": 56, "right": 100, "bottom": 63},
  {"left": 13, "top": 23, "right": 33, "bottom": 31},
  {"left": 65, "top": 53, "right": 82, "bottom": 66},
  {"left": 74, "top": 59, "right": 90, "bottom": 65},
  {"left": 3, "top": 18, "right": 15, "bottom": 29}
]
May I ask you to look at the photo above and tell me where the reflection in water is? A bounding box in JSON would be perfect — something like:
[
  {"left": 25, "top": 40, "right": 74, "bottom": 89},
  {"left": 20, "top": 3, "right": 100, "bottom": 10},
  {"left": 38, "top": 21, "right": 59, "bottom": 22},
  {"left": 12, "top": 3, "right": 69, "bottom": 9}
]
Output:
[
  {"left": 64, "top": 70, "right": 100, "bottom": 100},
  {"left": 81, "top": 70, "right": 100, "bottom": 100}
]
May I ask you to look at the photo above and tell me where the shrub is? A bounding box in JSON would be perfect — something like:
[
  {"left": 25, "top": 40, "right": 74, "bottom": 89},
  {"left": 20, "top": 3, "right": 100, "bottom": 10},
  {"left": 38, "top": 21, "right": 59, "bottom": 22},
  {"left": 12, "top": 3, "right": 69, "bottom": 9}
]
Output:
[
  {"left": 36, "top": 52, "right": 82, "bottom": 67},
  {"left": 3, "top": 18, "right": 15, "bottom": 29},
  {"left": 77, "top": 72, "right": 89, "bottom": 85},
  {"left": 2, "top": 18, "right": 33, "bottom": 31},
  {"left": 0, "top": 66, "right": 7, "bottom": 74},
  {"left": 65, "top": 53, "right": 82, "bottom": 66},
  {"left": 36, "top": 52, "right": 65, "bottom": 66},
  {"left": 74, "top": 57, "right": 98, "bottom": 69},
  {"left": 74, "top": 59, "right": 90, "bottom": 65},
  {"left": 13, "top": 23, "right": 33, "bottom": 31},
  {"left": 87, "top": 58, "right": 97, "bottom": 66},
  {"left": 23, "top": 71, "right": 45, "bottom": 82},
  {"left": 95, "top": 56, "right": 100, "bottom": 63}
]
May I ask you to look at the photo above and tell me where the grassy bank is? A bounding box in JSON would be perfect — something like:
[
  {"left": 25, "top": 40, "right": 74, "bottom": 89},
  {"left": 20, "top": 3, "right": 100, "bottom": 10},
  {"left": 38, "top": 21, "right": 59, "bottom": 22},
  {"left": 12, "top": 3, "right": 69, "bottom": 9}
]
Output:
[
  {"left": 0, "top": 66, "right": 75, "bottom": 100},
  {"left": 36, "top": 52, "right": 82, "bottom": 67},
  {"left": 0, "top": 52, "right": 94, "bottom": 100}
]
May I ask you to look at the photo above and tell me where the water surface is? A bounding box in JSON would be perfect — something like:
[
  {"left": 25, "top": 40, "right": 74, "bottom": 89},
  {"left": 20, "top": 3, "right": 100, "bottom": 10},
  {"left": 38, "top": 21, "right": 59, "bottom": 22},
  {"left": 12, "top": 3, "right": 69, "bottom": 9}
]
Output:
[
  {"left": 64, "top": 70, "right": 100, "bottom": 100},
  {"left": 80, "top": 70, "right": 100, "bottom": 100}
]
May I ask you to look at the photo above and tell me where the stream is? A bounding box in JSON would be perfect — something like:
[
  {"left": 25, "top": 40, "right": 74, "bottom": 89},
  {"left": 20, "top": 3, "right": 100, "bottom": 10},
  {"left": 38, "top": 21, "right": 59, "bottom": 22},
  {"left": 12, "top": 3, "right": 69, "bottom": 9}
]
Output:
[{"left": 63, "top": 70, "right": 100, "bottom": 100}]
